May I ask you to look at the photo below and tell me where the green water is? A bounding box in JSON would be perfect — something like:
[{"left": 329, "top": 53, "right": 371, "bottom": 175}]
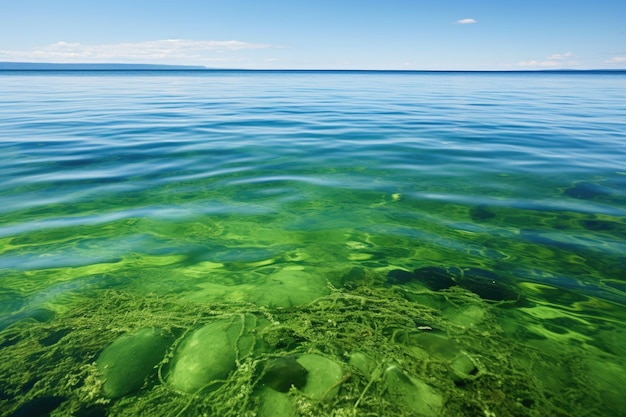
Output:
[{"left": 1, "top": 71, "right": 626, "bottom": 416}]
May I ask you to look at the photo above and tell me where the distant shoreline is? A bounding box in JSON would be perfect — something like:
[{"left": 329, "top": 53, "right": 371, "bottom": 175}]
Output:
[
  {"left": 0, "top": 62, "right": 207, "bottom": 70},
  {"left": 1, "top": 62, "right": 625, "bottom": 73}
]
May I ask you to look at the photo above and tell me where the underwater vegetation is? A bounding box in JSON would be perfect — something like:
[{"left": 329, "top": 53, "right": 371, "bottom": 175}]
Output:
[
  {"left": 1, "top": 262, "right": 625, "bottom": 417},
  {"left": 2, "top": 70, "right": 626, "bottom": 417}
]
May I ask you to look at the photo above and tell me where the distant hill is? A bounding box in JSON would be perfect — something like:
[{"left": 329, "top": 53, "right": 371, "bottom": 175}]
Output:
[{"left": 0, "top": 62, "right": 207, "bottom": 70}]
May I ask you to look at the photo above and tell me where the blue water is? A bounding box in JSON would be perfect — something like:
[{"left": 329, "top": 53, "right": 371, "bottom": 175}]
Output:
[{"left": 1, "top": 70, "right": 626, "bottom": 416}]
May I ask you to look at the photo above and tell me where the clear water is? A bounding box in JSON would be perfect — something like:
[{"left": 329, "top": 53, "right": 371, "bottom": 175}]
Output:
[{"left": 1, "top": 70, "right": 626, "bottom": 416}]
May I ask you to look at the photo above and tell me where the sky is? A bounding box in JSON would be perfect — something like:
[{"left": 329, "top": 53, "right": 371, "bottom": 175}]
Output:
[{"left": 0, "top": 0, "right": 625, "bottom": 70}]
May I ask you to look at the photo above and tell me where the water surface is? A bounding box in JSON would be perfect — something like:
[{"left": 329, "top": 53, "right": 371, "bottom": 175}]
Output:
[{"left": 1, "top": 71, "right": 626, "bottom": 416}]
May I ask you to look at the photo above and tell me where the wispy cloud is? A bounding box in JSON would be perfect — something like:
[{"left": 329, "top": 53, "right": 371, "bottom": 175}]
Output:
[
  {"left": 517, "top": 60, "right": 560, "bottom": 68},
  {"left": 455, "top": 18, "right": 477, "bottom": 25},
  {"left": 546, "top": 52, "right": 573, "bottom": 60},
  {"left": 605, "top": 56, "right": 626, "bottom": 63},
  {"left": 517, "top": 52, "right": 578, "bottom": 68},
  {"left": 0, "top": 39, "right": 278, "bottom": 64}
]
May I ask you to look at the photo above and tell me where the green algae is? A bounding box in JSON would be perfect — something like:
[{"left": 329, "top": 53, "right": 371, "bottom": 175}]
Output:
[
  {"left": 1, "top": 275, "right": 624, "bottom": 417},
  {"left": 1, "top": 181, "right": 626, "bottom": 416},
  {"left": 1, "top": 171, "right": 626, "bottom": 417}
]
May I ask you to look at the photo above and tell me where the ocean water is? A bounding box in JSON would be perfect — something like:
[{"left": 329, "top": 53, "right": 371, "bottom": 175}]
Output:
[{"left": 1, "top": 70, "right": 625, "bottom": 416}]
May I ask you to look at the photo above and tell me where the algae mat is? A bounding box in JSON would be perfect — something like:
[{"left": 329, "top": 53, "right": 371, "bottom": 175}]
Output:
[{"left": 1, "top": 273, "right": 624, "bottom": 417}]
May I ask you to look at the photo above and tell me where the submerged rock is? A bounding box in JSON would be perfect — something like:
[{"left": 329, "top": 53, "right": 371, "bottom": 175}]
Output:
[
  {"left": 296, "top": 353, "right": 344, "bottom": 400},
  {"left": 412, "top": 266, "right": 457, "bottom": 291},
  {"left": 96, "top": 327, "right": 173, "bottom": 398},
  {"left": 166, "top": 315, "right": 256, "bottom": 393},
  {"left": 340, "top": 266, "right": 368, "bottom": 288},
  {"left": 386, "top": 269, "right": 414, "bottom": 285},
  {"left": 410, "top": 332, "right": 462, "bottom": 360},
  {"left": 384, "top": 363, "right": 442, "bottom": 417},
  {"left": 564, "top": 181, "right": 611, "bottom": 200},
  {"left": 449, "top": 352, "right": 481, "bottom": 384},
  {"left": 388, "top": 266, "right": 458, "bottom": 290},
  {"left": 257, "top": 387, "right": 297, "bottom": 417},
  {"left": 455, "top": 268, "right": 518, "bottom": 301},
  {"left": 254, "top": 270, "right": 329, "bottom": 308},
  {"left": 261, "top": 356, "right": 308, "bottom": 392},
  {"left": 390, "top": 264, "right": 519, "bottom": 302},
  {"left": 469, "top": 205, "right": 496, "bottom": 222},
  {"left": 348, "top": 351, "right": 377, "bottom": 380},
  {"left": 581, "top": 219, "right": 618, "bottom": 231},
  {"left": 442, "top": 303, "right": 487, "bottom": 328}
]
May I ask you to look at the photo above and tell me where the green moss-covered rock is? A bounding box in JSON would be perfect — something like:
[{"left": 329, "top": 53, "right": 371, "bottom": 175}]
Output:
[
  {"left": 442, "top": 303, "right": 487, "bottom": 328},
  {"left": 348, "top": 351, "right": 376, "bottom": 380},
  {"left": 257, "top": 387, "right": 297, "bottom": 417},
  {"left": 296, "top": 353, "right": 344, "bottom": 400},
  {"left": 166, "top": 315, "right": 255, "bottom": 393},
  {"left": 409, "top": 332, "right": 461, "bottom": 360},
  {"left": 254, "top": 270, "right": 329, "bottom": 308},
  {"left": 449, "top": 353, "right": 480, "bottom": 383},
  {"left": 412, "top": 266, "right": 456, "bottom": 291},
  {"left": 96, "top": 328, "right": 173, "bottom": 399},
  {"left": 456, "top": 268, "right": 518, "bottom": 301},
  {"left": 384, "top": 363, "right": 443, "bottom": 417},
  {"left": 261, "top": 356, "right": 308, "bottom": 392}
]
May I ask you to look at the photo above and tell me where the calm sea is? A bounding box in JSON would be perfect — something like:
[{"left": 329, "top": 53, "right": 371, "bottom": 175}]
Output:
[{"left": 1, "top": 70, "right": 625, "bottom": 416}]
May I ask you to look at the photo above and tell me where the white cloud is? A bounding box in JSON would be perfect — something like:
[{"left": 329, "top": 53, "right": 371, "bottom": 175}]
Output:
[
  {"left": 517, "top": 52, "right": 579, "bottom": 68},
  {"left": 606, "top": 56, "right": 626, "bottom": 63},
  {"left": 517, "top": 60, "right": 560, "bottom": 68},
  {"left": 546, "top": 52, "right": 573, "bottom": 60},
  {"left": 0, "top": 39, "right": 277, "bottom": 64},
  {"left": 455, "top": 18, "right": 477, "bottom": 24}
]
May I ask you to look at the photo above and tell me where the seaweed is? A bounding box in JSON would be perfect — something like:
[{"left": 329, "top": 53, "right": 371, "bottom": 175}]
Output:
[{"left": 0, "top": 280, "right": 617, "bottom": 417}]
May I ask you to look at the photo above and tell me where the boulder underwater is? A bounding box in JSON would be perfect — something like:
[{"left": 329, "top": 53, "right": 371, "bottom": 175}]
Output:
[
  {"left": 296, "top": 353, "right": 344, "bottom": 400},
  {"left": 166, "top": 315, "right": 256, "bottom": 393},
  {"left": 383, "top": 363, "right": 443, "bottom": 417},
  {"left": 348, "top": 351, "right": 377, "bottom": 380},
  {"left": 409, "top": 332, "right": 462, "bottom": 361},
  {"left": 469, "top": 205, "right": 497, "bottom": 222},
  {"left": 386, "top": 269, "right": 415, "bottom": 285},
  {"left": 255, "top": 354, "right": 344, "bottom": 417},
  {"left": 563, "top": 181, "right": 611, "bottom": 200},
  {"left": 260, "top": 356, "right": 308, "bottom": 393},
  {"left": 257, "top": 386, "right": 297, "bottom": 417},
  {"left": 253, "top": 270, "right": 330, "bottom": 308},
  {"left": 386, "top": 266, "right": 458, "bottom": 291},
  {"left": 412, "top": 266, "right": 456, "bottom": 291},
  {"left": 454, "top": 268, "right": 519, "bottom": 301},
  {"left": 340, "top": 266, "right": 368, "bottom": 289},
  {"left": 448, "top": 352, "right": 481, "bottom": 384},
  {"left": 395, "top": 265, "right": 521, "bottom": 302},
  {"left": 96, "top": 327, "right": 173, "bottom": 399}
]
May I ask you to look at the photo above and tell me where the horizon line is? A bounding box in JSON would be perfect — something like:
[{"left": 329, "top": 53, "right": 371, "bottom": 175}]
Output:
[{"left": 1, "top": 62, "right": 625, "bottom": 73}]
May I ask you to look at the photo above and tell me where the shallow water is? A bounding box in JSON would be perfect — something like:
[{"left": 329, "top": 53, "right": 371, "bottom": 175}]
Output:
[{"left": 1, "top": 70, "right": 626, "bottom": 416}]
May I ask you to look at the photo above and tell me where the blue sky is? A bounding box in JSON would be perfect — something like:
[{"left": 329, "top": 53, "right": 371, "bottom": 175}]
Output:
[{"left": 1, "top": 0, "right": 625, "bottom": 70}]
